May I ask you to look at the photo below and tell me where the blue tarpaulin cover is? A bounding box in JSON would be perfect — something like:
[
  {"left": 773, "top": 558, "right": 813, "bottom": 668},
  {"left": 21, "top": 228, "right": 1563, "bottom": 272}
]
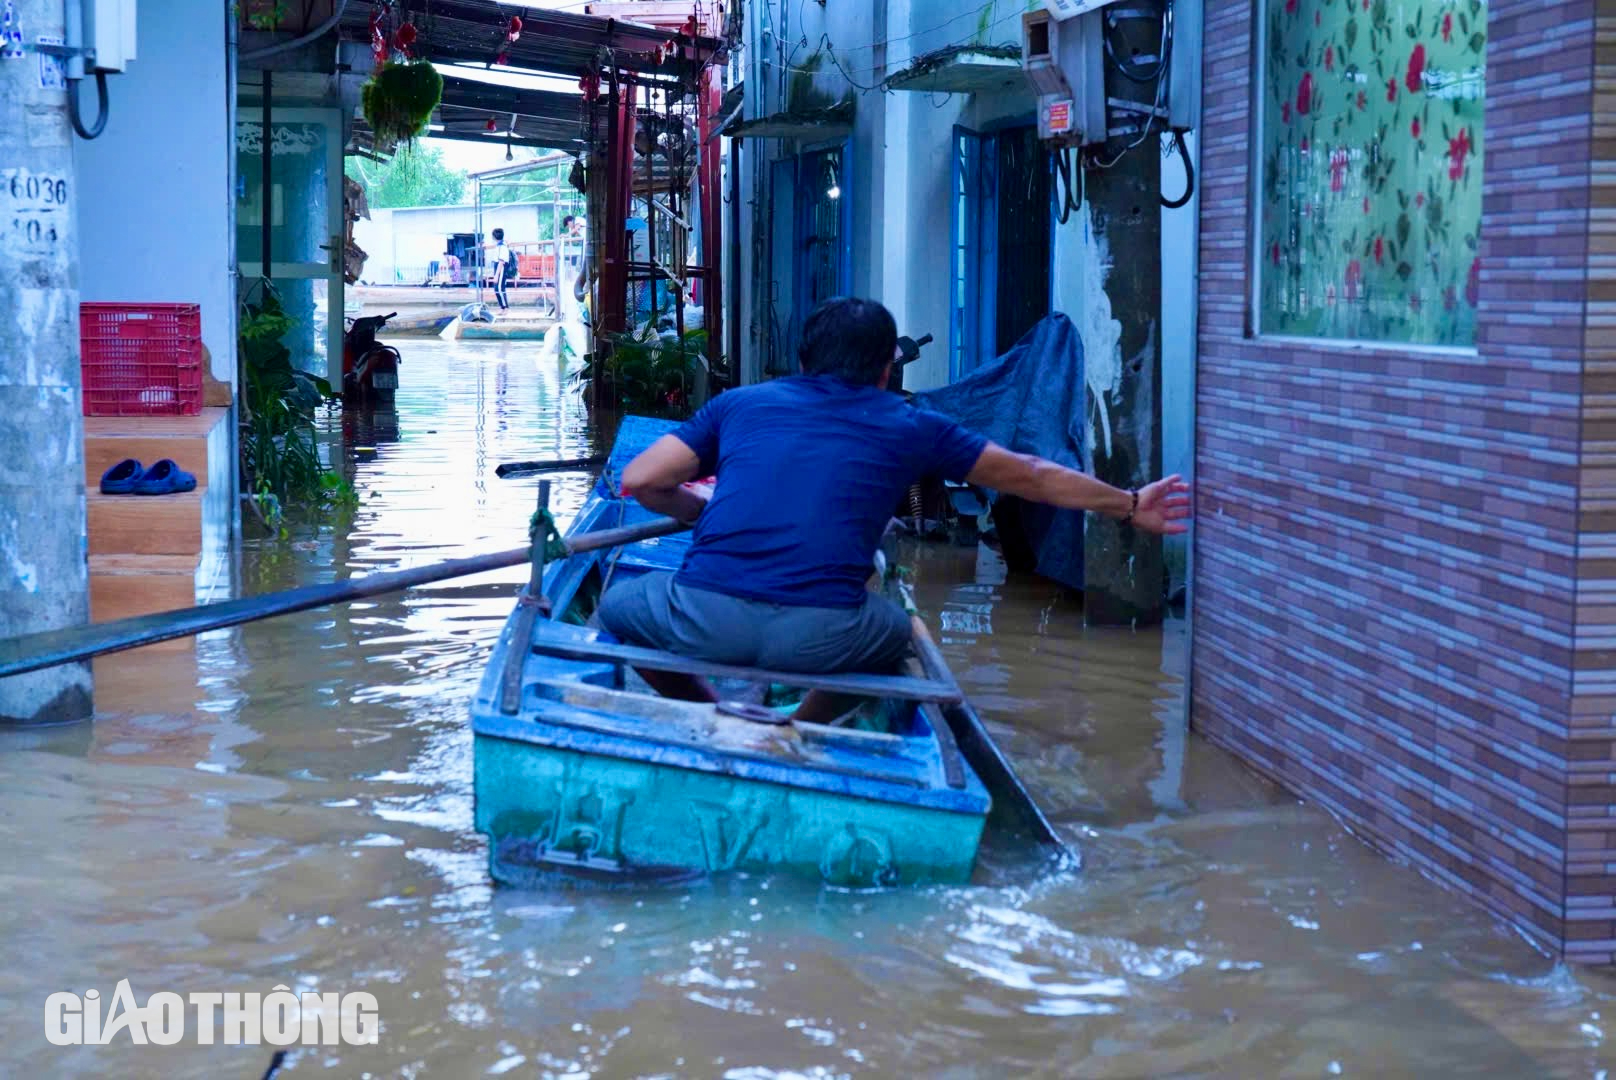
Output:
[{"left": 914, "top": 313, "right": 1087, "bottom": 592}]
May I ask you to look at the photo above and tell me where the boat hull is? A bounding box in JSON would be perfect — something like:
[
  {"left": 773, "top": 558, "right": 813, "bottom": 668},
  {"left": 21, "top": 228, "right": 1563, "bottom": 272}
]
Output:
[
  {"left": 475, "top": 731, "right": 986, "bottom": 888},
  {"left": 471, "top": 416, "right": 992, "bottom": 889}
]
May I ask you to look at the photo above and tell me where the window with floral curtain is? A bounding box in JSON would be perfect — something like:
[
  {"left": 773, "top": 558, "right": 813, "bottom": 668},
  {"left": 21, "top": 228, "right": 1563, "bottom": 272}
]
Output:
[{"left": 1255, "top": 0, "right": 1487, "bottom": 347}]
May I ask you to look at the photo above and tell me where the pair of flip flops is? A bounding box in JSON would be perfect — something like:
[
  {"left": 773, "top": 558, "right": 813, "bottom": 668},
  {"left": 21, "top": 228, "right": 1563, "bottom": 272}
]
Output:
[{"left": 99, "top": 458, "right": 197, "bottom": 495}]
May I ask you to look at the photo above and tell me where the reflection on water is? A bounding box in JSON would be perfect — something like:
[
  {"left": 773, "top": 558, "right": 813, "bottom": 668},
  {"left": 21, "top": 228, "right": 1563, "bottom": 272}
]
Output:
[{"left": 2, "top": 339, "right": 1613, "bottom": 1077}]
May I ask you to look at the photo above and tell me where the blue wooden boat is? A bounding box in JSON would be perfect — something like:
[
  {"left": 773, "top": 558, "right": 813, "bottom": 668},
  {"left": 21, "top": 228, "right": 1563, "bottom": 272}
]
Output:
[{"left": 471, "top": 417, "right": 1007, "bottom": 889}]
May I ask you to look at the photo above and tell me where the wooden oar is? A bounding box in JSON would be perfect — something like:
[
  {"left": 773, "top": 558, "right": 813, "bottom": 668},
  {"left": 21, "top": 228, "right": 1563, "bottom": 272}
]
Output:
[
  {"left": 0, "top": 516, "right": 690, "bottom": 680},
  {"left": 495, "top": 454, "right": 608, "bottom": 478},
  {"left": 909, "top": 609, "right": 1066, "bottom": 852}
]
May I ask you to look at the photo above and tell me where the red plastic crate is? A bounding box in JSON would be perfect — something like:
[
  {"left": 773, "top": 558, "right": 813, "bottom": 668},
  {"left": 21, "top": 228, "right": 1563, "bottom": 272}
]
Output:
[{"left": 79, "top": 302, "right": 204, "bottom": 417}]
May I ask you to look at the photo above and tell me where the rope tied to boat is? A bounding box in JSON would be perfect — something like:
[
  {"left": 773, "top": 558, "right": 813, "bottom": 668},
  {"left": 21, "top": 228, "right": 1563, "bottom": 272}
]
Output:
[{"left": 527, "top": 507, "right": 569, "bottom": 562}]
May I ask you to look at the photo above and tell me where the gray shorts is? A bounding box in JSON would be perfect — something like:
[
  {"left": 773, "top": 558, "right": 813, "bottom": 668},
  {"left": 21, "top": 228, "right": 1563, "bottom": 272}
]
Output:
[{"left": 597, "top": 572, "right": 912, "bottom": 674}]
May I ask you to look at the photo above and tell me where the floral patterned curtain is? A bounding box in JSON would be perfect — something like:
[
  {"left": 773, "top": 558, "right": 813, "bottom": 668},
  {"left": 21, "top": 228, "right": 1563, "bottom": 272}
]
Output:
[{"left": 1257, "top": 0, "right": 1487, "bottom": 347}]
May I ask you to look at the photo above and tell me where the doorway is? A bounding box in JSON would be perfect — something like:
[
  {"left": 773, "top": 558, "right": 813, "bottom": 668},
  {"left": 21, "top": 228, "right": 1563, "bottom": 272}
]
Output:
[
  {"left": 235, "top": 87, "right": 347, "bottom": 384},
  {"left": 950, "top": 124, "right": 1053, "bottom": 380},
  {"left": 993, "top": 127, "right": 1052, "bottom": 355},
  {"left": 796, "top": 145, "right": 849, "bottom": 328}
]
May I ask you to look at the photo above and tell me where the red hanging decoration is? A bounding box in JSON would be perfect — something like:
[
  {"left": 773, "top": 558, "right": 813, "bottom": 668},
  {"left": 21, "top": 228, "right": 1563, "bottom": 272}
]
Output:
[
  {"left": 495, "top": 51, "right": 510, "bottom": 67},
  {"left": 392, "top": 21, "right": 417, "bottom": 56},
  {"left": 369, "top": 11, "right": 388, "bottom": 64},
  {"left": 506, "top": 15, "right": 523, "bottom": 41},
  {"left": 485, "top": 117, "right": 497, "bottom": 132}
]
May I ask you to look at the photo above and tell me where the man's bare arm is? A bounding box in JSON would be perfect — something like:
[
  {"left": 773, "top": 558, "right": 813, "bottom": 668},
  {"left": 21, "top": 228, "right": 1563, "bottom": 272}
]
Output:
[
  {"left": 621, "top": 435, "right": 710, "bottom": 524},
  {"left": 964, "top": 442, "right": 1191, "bottom": 535}
]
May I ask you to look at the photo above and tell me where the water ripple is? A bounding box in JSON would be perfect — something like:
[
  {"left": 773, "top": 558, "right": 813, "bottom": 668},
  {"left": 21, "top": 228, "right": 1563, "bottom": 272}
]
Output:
[{"left": 2, "top": 341, "right": 1614, "bottom": 1077}]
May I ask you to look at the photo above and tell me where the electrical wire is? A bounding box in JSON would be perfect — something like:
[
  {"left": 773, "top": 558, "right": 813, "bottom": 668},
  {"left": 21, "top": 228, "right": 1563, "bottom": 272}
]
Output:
[
  {"left": 1103, "top": 0, "right": 1169, "bottom": 84},
  {"left": 241, "top": 0, "right": 350, "bottom": 61},
  {"left": 819, "top": 35, "right": 888, "bottom": 93},
  {"left": 1052, "top": 145, "right": 1079, "bottom": 224},
  {"left": 822, "top": 0, "right": 1001, "bottom": 56},
  {"left": 68, "top": 71, "right": 109, "bottom": 140},
  {"left": 776, "top": 4, "right": 1030, "bottom": 86},
  {"left": 1161, "top": 128, "right": 1195, "bottom": 209},
  {"left": 1089, "top": 0, "right": 1174, "bottom": 170}
]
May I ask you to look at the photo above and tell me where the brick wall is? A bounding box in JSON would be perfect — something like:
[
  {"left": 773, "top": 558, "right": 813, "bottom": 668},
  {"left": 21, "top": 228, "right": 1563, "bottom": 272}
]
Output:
[
  {"left": 1192, "top": 0, "right": 1603, "bottom": 957},
  {"left": 1570, "top": 2, "right": 1616, "bottom": 963}
]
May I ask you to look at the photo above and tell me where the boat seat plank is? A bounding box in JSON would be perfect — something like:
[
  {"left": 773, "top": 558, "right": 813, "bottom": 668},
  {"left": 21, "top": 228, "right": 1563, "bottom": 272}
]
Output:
[{"left": 530, "top": 638, "right": 963, "bottom": 704}]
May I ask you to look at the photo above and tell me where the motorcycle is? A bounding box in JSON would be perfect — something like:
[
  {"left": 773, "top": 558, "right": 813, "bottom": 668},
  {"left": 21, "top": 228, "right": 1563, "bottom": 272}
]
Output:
[
  {"left": 343, "top": 312, "right": 402, "bottom": 406},
  {"left": 887, "top": 333, "right": 989, "bottom": 540},
  {"left": 889, "top": 331, "right": 932, "bottom": 394}
]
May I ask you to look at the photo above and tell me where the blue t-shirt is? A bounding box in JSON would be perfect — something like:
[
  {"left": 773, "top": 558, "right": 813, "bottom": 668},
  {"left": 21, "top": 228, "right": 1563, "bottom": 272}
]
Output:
[{"left": 670, "top": 376, "right": 988, "bottom": 608}]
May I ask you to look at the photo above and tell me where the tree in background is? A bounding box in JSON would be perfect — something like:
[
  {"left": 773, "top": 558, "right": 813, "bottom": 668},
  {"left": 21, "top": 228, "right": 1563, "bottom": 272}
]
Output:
[
  {"left": 345, "top": 145, "right": 468, "bottom": 209},
  {"left": 480, "top": 164, "right": 584, "bottom": 239}
]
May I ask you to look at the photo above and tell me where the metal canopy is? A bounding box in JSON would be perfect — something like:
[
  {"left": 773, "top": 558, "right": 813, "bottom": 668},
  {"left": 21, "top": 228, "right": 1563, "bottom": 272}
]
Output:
[
  {"left": 341, "top": 1, "right": 723, "bottom": 81},
  {"left": 883, "top": 47, "right": 1029, "bottom": 96},
  {"left": 432, "top": 105, "right": 584, "bottom": 150},
  {"left": 428, "top": 72, "right": 588, "bottom": 150}
]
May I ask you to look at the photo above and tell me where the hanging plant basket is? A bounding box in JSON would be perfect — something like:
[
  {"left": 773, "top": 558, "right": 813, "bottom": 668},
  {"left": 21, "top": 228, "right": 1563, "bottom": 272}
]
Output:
[{"left": 361, "top": 59, "right": 443, "bottom": 150}]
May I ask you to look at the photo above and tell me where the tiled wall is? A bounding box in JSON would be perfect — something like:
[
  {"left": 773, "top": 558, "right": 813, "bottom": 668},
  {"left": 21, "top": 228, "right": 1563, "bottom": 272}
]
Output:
[
  {"left": 1192, "top": 0, "right": 1602, "bottom": 957},
  {"left": 1570, "top": 2, "right": 1616, "bottom": 963}
]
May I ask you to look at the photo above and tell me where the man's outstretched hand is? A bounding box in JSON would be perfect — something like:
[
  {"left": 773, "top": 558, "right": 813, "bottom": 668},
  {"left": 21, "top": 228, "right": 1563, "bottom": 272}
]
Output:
[{"left": 1132, "top": 475, "right": 1192, "bottom": 535}]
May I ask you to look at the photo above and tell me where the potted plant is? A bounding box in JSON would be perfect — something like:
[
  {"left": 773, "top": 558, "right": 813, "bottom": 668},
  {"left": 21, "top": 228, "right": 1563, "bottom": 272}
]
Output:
[{"left": 361, "top": 58, "right": 443, "bottom": 151}]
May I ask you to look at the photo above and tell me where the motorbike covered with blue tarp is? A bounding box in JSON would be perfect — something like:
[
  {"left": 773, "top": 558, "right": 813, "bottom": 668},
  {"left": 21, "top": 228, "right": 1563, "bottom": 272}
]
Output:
[{"left": 914, "top": 313, "right": 1087, "bottom": 593}]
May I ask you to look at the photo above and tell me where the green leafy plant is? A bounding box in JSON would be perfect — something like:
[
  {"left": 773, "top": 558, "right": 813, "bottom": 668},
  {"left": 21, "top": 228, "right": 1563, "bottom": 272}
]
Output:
[
  {"left": 575, "top": 326, "right": 708, "bottom": 417},
  {"left": 237, "top": 1, "right": 289, "bottom": 30},
  {"left": 361, "top": 60, "right": 444, "bottom": 150},
  {"left": 238, "top": 280, "right": 350, "bottom": 528}
]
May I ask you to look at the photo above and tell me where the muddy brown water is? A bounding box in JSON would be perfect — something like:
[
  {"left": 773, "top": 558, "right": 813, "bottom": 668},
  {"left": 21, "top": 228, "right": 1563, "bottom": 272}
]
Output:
[{"left": 3, "top": 341, "right": 1613, "bottom": 1077}]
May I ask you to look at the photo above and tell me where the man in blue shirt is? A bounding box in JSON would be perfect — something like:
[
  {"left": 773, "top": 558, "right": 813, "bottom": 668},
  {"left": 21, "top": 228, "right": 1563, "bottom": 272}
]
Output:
[{"left": 600, "top": 297, "right": 1190, "bottom": 722}]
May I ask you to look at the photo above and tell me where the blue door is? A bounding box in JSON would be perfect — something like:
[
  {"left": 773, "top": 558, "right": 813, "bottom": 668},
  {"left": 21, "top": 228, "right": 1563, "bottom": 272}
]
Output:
[
  {"left": 796, "top": 145, "right": 850, "bottom": 322},
  {"left": 950, "top": 124, "right": 1052, "bottom": 381}
]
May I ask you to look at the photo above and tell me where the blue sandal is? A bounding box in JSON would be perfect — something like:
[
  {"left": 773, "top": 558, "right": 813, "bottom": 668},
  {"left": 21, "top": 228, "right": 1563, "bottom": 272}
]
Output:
[
  {"left": 99, "top": 458, "right": 145, "bottom": 494},
  {"left": 133, "top": 459, "right": 196, "bottom": 495}
]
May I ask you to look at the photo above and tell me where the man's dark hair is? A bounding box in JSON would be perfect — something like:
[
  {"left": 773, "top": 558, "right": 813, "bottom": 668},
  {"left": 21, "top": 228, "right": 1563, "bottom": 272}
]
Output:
[
  {"left": 562, "top": 214, "right": 577, "bottom": 230},
  {"left": 492, "top": 227, "right": 505, "bottom": 241},
  {"left": 796, "top": 297, "right": 897, "bottom": 385}
]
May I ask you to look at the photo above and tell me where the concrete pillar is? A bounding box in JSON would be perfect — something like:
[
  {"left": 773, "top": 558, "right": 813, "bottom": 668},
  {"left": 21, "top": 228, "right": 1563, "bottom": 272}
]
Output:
[
  {"left": 1082, "top": 148, "right": 1164, "bottom": 627},
  {"left": 0, "top": 0, "right": 93, "bottom": 724}
]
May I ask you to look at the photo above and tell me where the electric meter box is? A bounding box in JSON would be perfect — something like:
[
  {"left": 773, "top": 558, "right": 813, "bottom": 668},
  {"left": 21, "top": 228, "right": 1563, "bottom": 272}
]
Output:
[
  {"left": 84, "top": 0, "right": 136, "bottom": 73},
  {"left": 1022, "top": 9, "right": 1105, "bottom": 145},
  {"left": 1026, "top": 0, "right": 1203, "bottom": 142},
  {"left": 1168, "top": 0, "right": 1203, "bottom": 132},
  {"left": 1038, "top": 0, "right": 1125, "bottom": 19}
]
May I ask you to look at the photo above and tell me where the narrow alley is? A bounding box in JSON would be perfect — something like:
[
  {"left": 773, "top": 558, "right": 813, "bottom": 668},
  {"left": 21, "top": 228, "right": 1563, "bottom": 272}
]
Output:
[{"left": 2, "top": 343, "right": 1611, "bottom": 1076}]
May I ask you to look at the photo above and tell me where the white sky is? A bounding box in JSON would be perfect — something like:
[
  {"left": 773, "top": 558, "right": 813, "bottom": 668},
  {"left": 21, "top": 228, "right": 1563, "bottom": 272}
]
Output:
[{"left": 426, "top": 136, "right": 545, "bottom": 173}]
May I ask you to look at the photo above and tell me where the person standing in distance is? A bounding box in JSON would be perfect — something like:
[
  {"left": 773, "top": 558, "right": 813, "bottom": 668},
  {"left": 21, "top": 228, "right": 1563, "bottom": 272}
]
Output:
[{"left": 490, "top": 227, "right": 514, "bottom": 311}]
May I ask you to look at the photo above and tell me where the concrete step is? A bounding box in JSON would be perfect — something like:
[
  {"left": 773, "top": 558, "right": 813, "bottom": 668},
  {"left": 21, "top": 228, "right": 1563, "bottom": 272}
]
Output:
[
  {"left": 89, "top": 553, "right": 198, "bottom": 625},
  {"left": 83, "top": 409, "right": 230, "bottom": 491},
  {"left": 87, "top": 490, "right": 203, "bottom": 557}
]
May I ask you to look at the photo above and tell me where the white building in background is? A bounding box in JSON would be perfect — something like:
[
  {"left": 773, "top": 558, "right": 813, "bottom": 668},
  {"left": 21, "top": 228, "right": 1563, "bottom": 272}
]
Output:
[{"left": 353, "top": 203, "right": 559, "bottom": 286}]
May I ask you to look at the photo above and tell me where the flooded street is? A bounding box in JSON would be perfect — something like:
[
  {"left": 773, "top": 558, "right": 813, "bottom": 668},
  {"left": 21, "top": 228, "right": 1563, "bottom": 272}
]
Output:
[{"left": 4, "top": 339, "right": 1614, "bottom": 1078}]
